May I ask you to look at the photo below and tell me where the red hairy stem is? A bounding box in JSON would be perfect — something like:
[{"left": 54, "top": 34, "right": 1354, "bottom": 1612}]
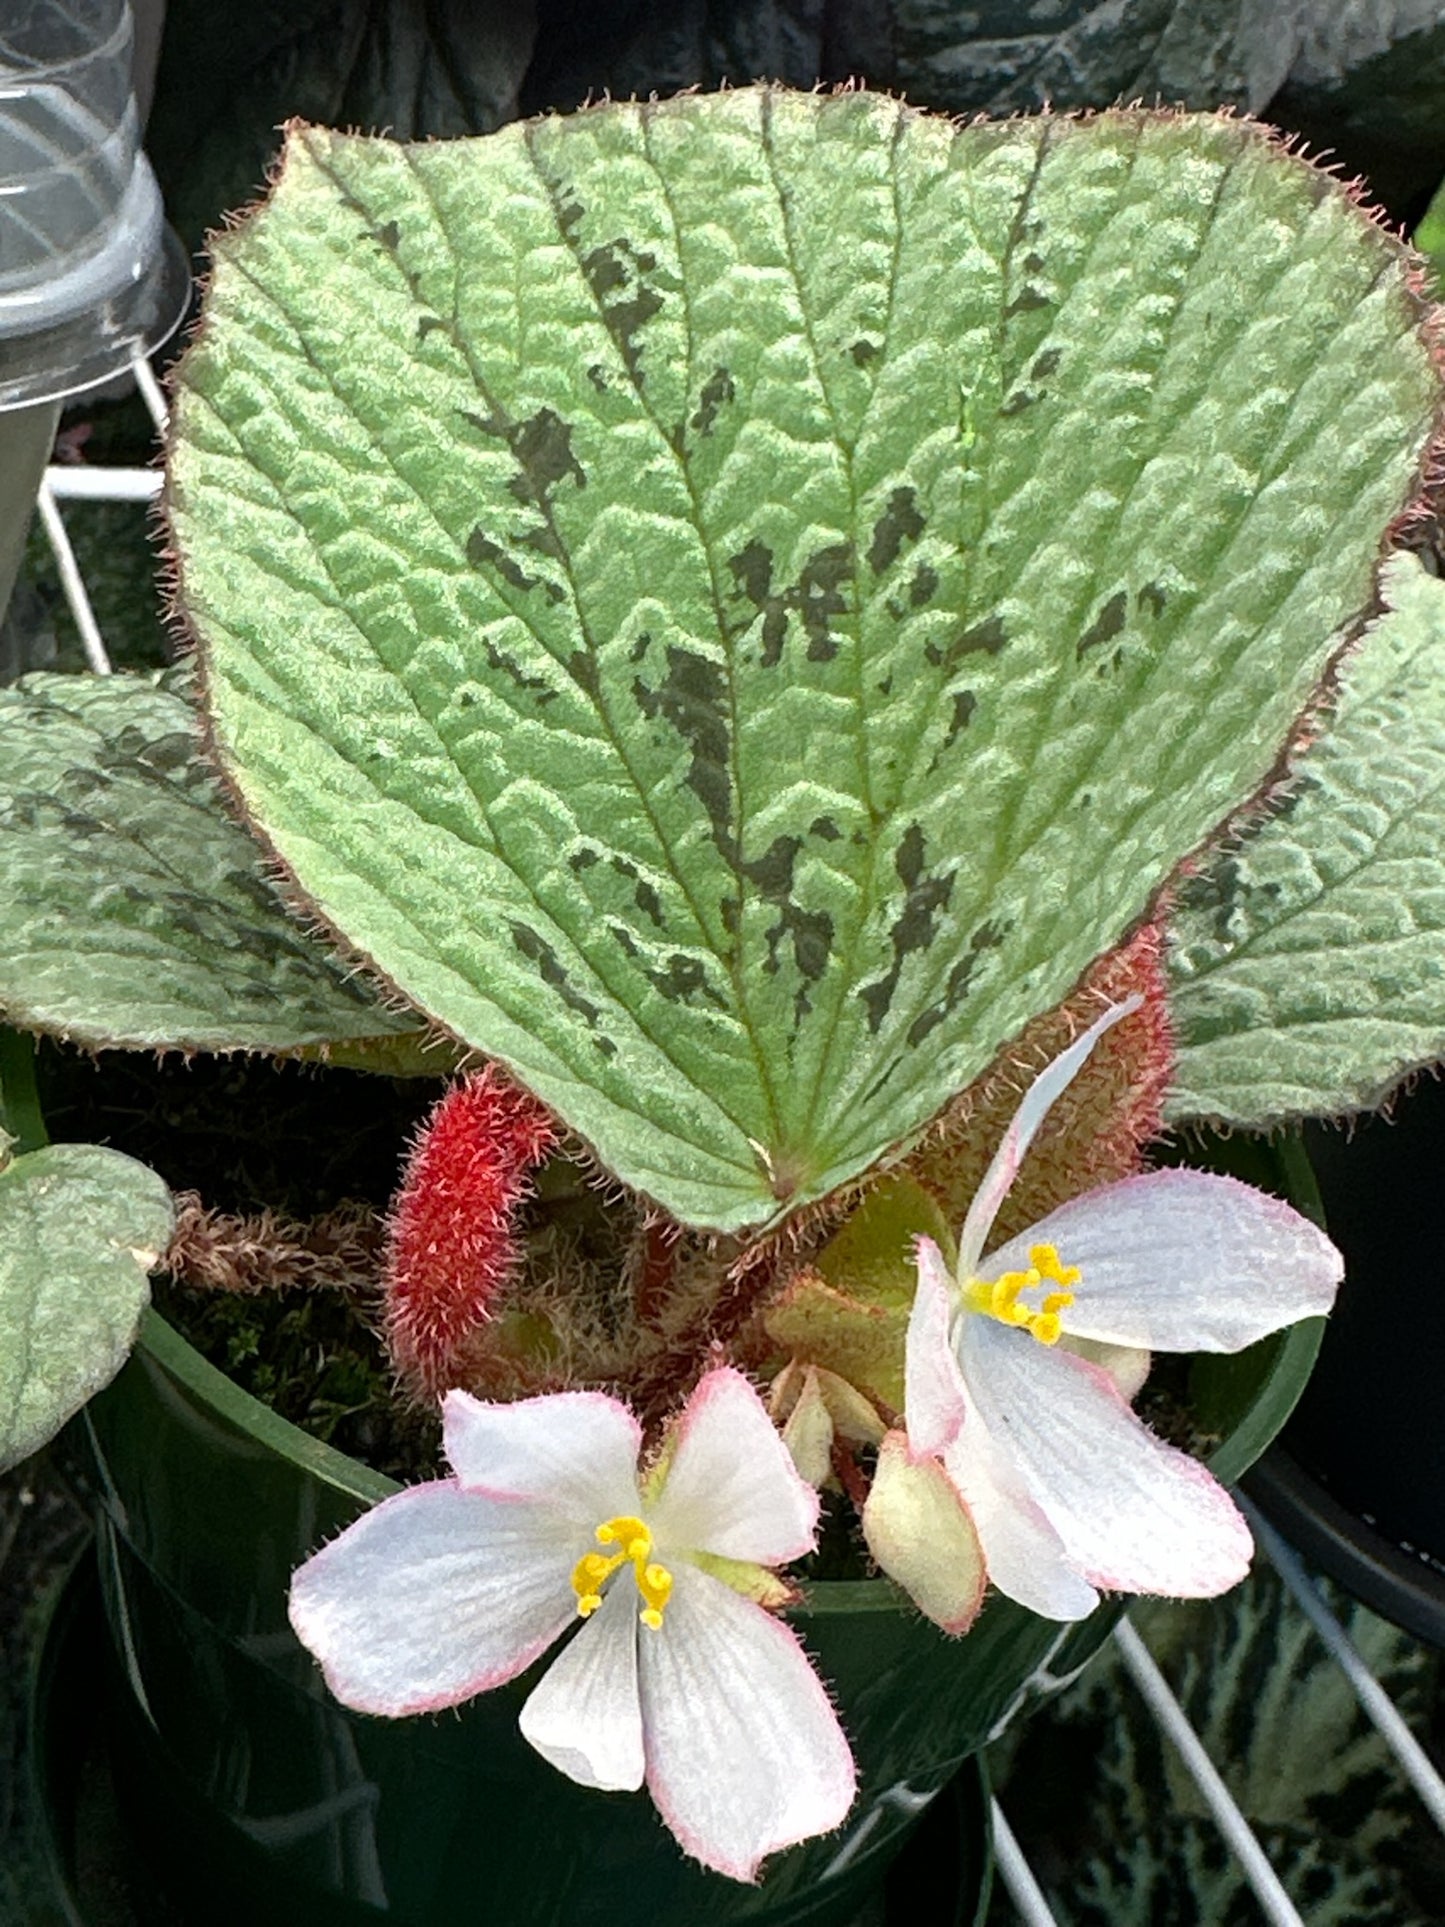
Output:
[
  {"left": 383, "top": 1068, "right": 556, "bottom": 1400},
  {"left": 633, "top": 1217, "right": 684, "bottom": 1327},
  {"left": 830, "top": 1439, "right": 872, "bottom": 1513}
]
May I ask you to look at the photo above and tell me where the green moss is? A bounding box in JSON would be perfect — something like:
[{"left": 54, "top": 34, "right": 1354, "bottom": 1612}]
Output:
[{"left": 156, "top": 1273, "right": 440, "bottom": 1483}]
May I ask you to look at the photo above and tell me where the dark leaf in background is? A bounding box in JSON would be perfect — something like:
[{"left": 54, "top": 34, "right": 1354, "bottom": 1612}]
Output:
[
  {"left": 521, "top": 1, "right": 1445, "bottom": 222},
  {"left": 871, "top": 0, "right": 1299, "bottom": 117},
  {"left": 520, "top": 0, "right": 838, "bottom": 111},
  {"left": 1273, "top": 2, "right": 1445, "bottom": 221},
  {"left": 145, "top": 0, "right": 1445, "bottom": 247},
  {"left": 520, "top": 0, "right": 1296, "bottom": 115},
  {"left": 147, "top": 0, "right": 538, "bottom": 247}
]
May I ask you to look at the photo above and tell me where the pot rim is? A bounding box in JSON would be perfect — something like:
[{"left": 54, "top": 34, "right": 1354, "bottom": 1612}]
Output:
[
  {"left": 135, "top": 1254, "right": 1326, "bottom": 1624},
  {"left": 1246, "top": 1443, "right": 1445, "bottom": 1649}
]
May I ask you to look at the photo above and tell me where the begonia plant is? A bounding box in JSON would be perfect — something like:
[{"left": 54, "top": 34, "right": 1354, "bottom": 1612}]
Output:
[{"left": 2, "top": 85, "right": 1445, "bottom": 1880}]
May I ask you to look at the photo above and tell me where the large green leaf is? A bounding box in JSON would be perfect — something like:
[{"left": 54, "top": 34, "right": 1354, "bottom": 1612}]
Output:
[
  {"left": 1168, "top": 551, "right": 1445, "bottom": 1123},
  {"left": 0, "top": 672, "right": 432, "bottom": 1065},
  {"left": 169, "top": 90, "right": 1440, "bottom": 1230},
  {"left": 0, "top": 1143, "right": 174, "bottom": 1472}
]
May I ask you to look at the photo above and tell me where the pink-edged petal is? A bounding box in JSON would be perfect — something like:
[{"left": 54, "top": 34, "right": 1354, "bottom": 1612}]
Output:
[
  {"left": 957, "top": 998, "right": 1141, "bottom": 1273},
  {"left": 942, "top": 1414, "right": 1100, "bottom": 1622},
  {"left": 904, "top": 1236, "right": 969, "bottom": 1458},
  {"left": 518, "top": 1581, "right": 645, "bottom": 1792},
  {"left": 639, "top": 1564, "right": 856, "bottom": 1882},
  {"left": 862, "top": 1431, "right": 985, "bottom": 1635},
  {"left": 288, "top": 1482, "right": 576, "bottom": 1715},
  {"left": 984, "top": 1169, "right": 1341, "bottom": 1354},
  {"left": 649, "top": 1368, "right": 818, "bottom": 1566},
  {"left": 959, "top": 1319, "right": 1253, "bottom": 1598},
  {"left": 443, "top": 1387, "right": 643, "bottom": 1520}
]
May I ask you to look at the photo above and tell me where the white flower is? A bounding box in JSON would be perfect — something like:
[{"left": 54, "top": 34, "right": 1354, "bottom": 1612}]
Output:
[
  {"left": 902, "top": 1001, "right": 1343, "bottom": 1623},
  {"left": 288, "top": 1366, "right": 856, "bottom": 1881}
]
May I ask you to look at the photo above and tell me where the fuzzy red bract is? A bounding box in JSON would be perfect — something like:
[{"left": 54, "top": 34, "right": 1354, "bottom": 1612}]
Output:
[{"left": 383, "top": 1068, "right": 556, "bottom": 1399}]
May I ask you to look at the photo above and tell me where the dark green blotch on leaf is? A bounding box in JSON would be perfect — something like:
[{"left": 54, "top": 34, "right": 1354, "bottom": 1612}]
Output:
[
  {"left": 509, "top": 921, "right": 603, "bottom": 1031},
  {"left": 730, "top": 537, "right": 854, "bottom": 667},
  {"left": 858, "top": 825, "right": 956, "bottom": 1033},
  {"left": 867, "top": 487, "right": 926, "bottom": 575},
  {"left": 909, "top": 565, "right": 938, "bottom": 608},
  {"left": 691, "top": 367, "right": 735, "bottom": 437},
  {"left": 742, "top": 833, "right": 834, "bottom": 1021},
  {"left": 610, "top": 854, "right": 665, "bottom": 929},
  {"left": 1078, "top": 589, "right": 1129, "bottom": 660},
  {"left": 906, "top": 921, "right": 1007, "bottom": 1049},
  {"left": 1006, "top": 286, "right": 1051, "bottom": 317},
  {"left": 632, "top": 646, "right": 735, "bottom": 871},
  {"left": 467, "top": 526, "right": 561, "bottom": 603},
  {"left": 926, "top": 613, "right": 1008, "bottom": 670}
]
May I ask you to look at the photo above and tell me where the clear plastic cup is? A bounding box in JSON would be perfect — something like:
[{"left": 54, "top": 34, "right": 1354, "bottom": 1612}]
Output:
[
  {"left": 0, "top": 0, "right": 188, "bottom": 406},
  {"left": 0, "top": 0, "right": 189, "bottom": 634}
]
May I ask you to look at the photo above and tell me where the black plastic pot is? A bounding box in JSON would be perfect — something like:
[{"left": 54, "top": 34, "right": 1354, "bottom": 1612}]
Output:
[
  {"left": 57, "top": 1125, "right": 1322, "bottom": 1924},
  {"left": 1246, "top": 1077, "right": 1445, "bottom": 1646},
  {"left": 69, "top": 1294, "right": 1316, "bottom": 1925},
  {"left": 28, "top": 1548, "right": 994, "bottom": 1927}
]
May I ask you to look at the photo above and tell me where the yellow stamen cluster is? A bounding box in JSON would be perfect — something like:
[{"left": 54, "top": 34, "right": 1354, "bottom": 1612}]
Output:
[
  {"left": 965, "top": 1243, "right": 1081, "bottom": 1346},
  {"left": 571, "top": 1514, "right": 674, "bottom": 1630}
]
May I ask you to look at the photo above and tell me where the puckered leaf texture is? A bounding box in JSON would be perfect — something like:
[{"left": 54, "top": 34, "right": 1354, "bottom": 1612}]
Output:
[
  {"left": 1169, "top": 552, "right": 1445, "bottom": 1123},
  {"left": 169, "top": 89, "right": 1440, "bottom": 1228},
  {"left": 0, "top": 672, "right": 430, "bottom": 1064},
  {"left": 0, "top": 1144, "right": 173, "bottom": 1472}
]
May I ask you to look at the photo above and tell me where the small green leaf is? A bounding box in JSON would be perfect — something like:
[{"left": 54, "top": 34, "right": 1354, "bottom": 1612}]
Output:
[
  {"left": 764, "top": 1271, "right": 910, "bottom": 1418},
  {"left": 170, "top": 92, "right": 1441, "bottom": 1228},
  {"left": 1168, "top": 552, "right": 1445, "bottom": 1124},
  {"left": 0, "top": 1026, "right": 48, "bottom": 1156},
  {"left": 761, "top": 1174, "right": 951, "bottom": 1412},
  {"left": 0, "top": 1143, "right": 174, "bottom": 1471},
  {"left": 0, "top": 671, "right": 435, "bottom": 1065},
  {"left": 814, "top": 1175, "right": 951, "bottom": 1312},
  {"left": 1417, "top": 176, "right": 1445, "bottom": 293}
]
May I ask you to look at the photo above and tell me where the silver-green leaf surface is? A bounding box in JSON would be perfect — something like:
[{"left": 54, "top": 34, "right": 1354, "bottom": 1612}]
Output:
[
  {"left": 0, "top": 672, "right": 432, "bottom": 1064},
  {"left": 169, "top": 90, "right": 1440, "bottom": 1227},
  {"left": 1169, "top": 551, "right": 1445, "bottom": 1122},
  {"left": 0, "top": 1144, "right": 174, "bottom": 1472}
]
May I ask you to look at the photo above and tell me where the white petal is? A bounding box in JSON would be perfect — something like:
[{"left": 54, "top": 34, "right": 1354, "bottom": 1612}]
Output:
[
  {"left": 443, "top": 1387, "right": 643, "bottom": 1520},
  {"left": 957, "top": 998, "right": 1140, "bottom": 1272},
  {"left": 903, "top": 1237, "right": 968, "bottom": 1458},
  {"left": 984, "top": 1169, "right": 1341, "bottom": 1353},
  {"left": 943, "top": 1414, "right": 1100, "bottom": 1622},
  {"left": 289, "top": 1482, "right": 576, "bottom": 1715},
  {"left": 519, "top": 1581, "right": 645, "bottom": 1792},
  {"left": 960, "top": 1318, "right": 1253, "bottom": 1598},
  {"left": 650, "top": 1368, "right": 818, "bottom": 1566},
  {"left": 639, "top": 1564, "right": 855, "bottom": 1881},
  {"left": 862, "top": 1431, "right": 985, "bottom": 1635}
]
